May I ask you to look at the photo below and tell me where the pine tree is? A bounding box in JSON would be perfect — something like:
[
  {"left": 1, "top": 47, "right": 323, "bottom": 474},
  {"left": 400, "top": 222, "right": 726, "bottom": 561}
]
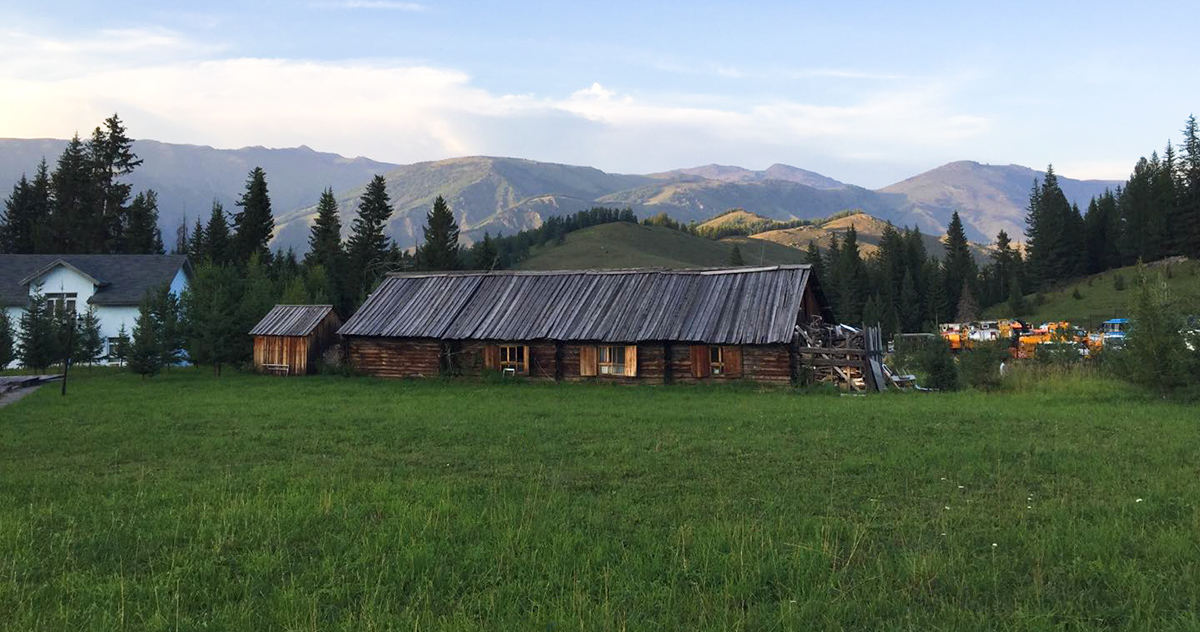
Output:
[
  {"left": 346, "top": 175, "right": 395, "bottom": 299},
  {"left": 942, "top": 211, "right": 977, "bottom": 312},
  {"left": 188, "top": 216, "right": 207, "bottom": 262},
  {"left": 279, "top": 276, "right": 311, "bottom": 304},
  {"left": 305, "top": 187, "right": 346, "bottom": 310},
  {"left": 803, "top": 240, "right": 824, "bottom": 280},
  {"left": 236, "top": 254, "right": 278, "bottom": 362},
  {"left": 16, "top": 288, "right": 56, "bottom": 370},
  {"left": 76, "top": 307, "right": 104, "bottom": 365},
  {"left": 204, "top": 201, "right": 232, "bottom": 265},
  {"left": 50, "top": 134, "right": 97, "bottom": 253},
  {"left": 124, "top": 190, "right": 164, "bottom": 254},
  {"left": 173, "top": 217, "right": 190, "bottom": 255},
  {"left": 1121, "top": 263, "right": 1190, "bottom": 393},
  {"left": 729, "top": 244, "right": 745, "bottom": 266},
  {"left": 472, "top": 232, "right": 498, "bottom": 270},
  {"left": 112, "top": 324, "right": 130, "bottom": 365},
  {"left": 833, "top": 227, "right": 864, "bottom": 324},
  {"left": 182, "top": 263, "right": 242, "bottom": 376},
  {"left": 1178, "top": 115, "right": 1200, "bottom": 258},
  {"left": 127, "top": 294, "right": 163, "bottom": 378},
  {"left": 153, "top": 285, "right": 184, "bottom": 367},
  {"left": 303, "top": 265, "right": 333, "bottom": 305},
  {"left": 232, "top": 167, "right": 274, "bottom": 264},
  {"left": 1023, "top": 178, "right": 1044, "bottom": 286},
  {"left": 420, "top": 195, "right": 460, "bottom": 271},
  {"left": 0, "top": 308, "right": 14, "bottom": 368},
  {"left": 1007, "top": 277, "right": 1029, "bottom": 317},
  {"left": 861, "top": 293, "right": 883, "bottom": 328},
  {"left": 898, "top": 270, "right": 921, "bottom": 332},
  {"left": 88, "top": 114, "right": 142, "bottom": 251},
  {"left": 954, "top": 281, "right": 978, "bottom": 322}
]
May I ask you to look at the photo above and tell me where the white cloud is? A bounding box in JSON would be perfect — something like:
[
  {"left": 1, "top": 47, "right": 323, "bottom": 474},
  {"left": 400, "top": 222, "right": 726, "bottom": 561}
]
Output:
[{"left": 0, "top": 29, "right": 993, "bottom": 182}]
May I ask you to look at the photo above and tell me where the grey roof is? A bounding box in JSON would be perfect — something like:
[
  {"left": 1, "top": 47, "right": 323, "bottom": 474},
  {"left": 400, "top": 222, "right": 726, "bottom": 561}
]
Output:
[
  {"left": 250, "top": 305, "right": 338, "bottom": 337},
  {"left": 339, "top": 265, "right": 828, "bottom": 345},
  {"left": 0, "top": 255, "right": 191, "bottom": 306}
]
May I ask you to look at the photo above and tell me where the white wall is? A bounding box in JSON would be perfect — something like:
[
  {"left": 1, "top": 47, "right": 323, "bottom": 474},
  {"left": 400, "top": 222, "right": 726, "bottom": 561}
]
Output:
[{"left": 3, "top": 263, "right": 190, "bottom": 368}]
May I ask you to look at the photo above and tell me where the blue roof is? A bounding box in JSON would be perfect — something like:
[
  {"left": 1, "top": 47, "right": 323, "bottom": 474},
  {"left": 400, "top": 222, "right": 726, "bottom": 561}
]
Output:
[{"left": 1103, "top": 318, "right": 1129, "bottom": 324}]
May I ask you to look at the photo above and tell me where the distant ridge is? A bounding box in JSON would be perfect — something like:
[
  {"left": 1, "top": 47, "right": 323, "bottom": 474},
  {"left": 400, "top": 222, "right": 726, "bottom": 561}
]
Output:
[{"left": 0, "top": 137, "right": 1122, "bottom": 250}]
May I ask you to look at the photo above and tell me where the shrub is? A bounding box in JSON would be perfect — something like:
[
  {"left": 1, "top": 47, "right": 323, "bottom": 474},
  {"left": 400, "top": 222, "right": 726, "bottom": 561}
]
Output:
[
  {"left": 959, "top": 341, "right": 1010, "bottom": 390},
  {"left": 1072, "top": 288, "right": 1083, "bottom": 300},
  {"left": 917, "top": 338, "right": 959, "bottom": 391},
  {"left": 1114, "top": 264, "right": 1192, "bottom": 394}
]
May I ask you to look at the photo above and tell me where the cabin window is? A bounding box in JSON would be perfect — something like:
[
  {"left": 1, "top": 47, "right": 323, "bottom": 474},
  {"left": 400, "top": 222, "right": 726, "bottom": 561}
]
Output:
[
  {"left": 709, "top": 346, "right": 725, "bottom": 375},
  {"left": 598, "top": 346, "right": 625, "bottom": 375},
  {"left": 497, "top": 345, "right": 527, "bottom": 373},
  {"left": 106, "top": 337, "right": 125, "bottom": 360},
  {"left": 46, "top": 292, "right": 77, "bottom": 313}
]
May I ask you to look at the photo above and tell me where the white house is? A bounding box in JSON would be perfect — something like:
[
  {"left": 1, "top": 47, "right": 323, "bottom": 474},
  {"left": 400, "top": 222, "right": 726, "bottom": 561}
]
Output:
[{"left": 1, "top": 254, "right": 191, "bottom": 365}]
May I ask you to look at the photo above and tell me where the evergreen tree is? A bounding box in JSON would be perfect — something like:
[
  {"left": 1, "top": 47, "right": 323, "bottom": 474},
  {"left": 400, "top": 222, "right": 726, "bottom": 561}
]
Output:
[
  {"left": 153, "top": 285, "right": 184, "bottom": 367},
  {"left": 0, "top": 308, "right": 13, "bottom": 368},
  {"left": 76, "top": 307, "right": 104, "bottom": 365},
  {"left": 1083, "top": 191, "right": 1122, "bottom": 273},
  {"left": 16, "top": 289, "right": 56, "bottom": 370},
  {"left": 235, "top": 254, "right": 278, "bottom": 362},
  {"left": 1023, "top": 178, "right": 1044, "bottom": 286},
  {"left": 173, "top": 217, "right": 190, "bottom": 255},
  {"left": 954, "top": 281, "right": 978, "bottom": 322},
  {"left": 232, "top": 167, "right": 274, "bottom": 264},
  {"left": 942, "top": 211, "right": 977, "bottom": 312},
  {"left": 1007, "top": 277, "right": 1029, "bottom": 317},
  {"left": 346, "top": 175, "right": 395, "bottom": 299},
  {"left": 898, "top": 270, "right": 921, "bottom": 332},
  {"left": 823, "top": 232, "right": 842, "bottom": 315},
  {"left": 182, "top": 263, "right": 242, "bottom": 376},
  {"left": 303, "top": 265, "right": 333, "bottom": 305},
  {"left": 833, "top": 227, "right": 864, "bottom": 324},
  {"left": 49, "top": 134, "right": 97, "bottom": 253},
  {"left": 128, "top": 294, "right": 163, "bottom": 378},
  {"left": 925, "top": 264, "right": 948, "bottom": 326},
  {"left": 89, "top": 114, "right": 142, "bottom": 252},
  {"left": 729, "top": 244, "right": 745, "bottom": 266},
  {"left": 111, "top": 324, "right": 130, "bottom": 365},
  {"left": 803, "top": 240, "right": 824, "bottom": 281},
  {"left": 204, "top": 201, "right": 231, "bottom": 265},
  {"left": 279, "top": 276, "right": 311, "bottom": 304},
  {"left": 1178, "top": 115, "right": 1200, "bottom": 258},
  {"left": 420, "top": 195, "right": 460, "bottom": 271},
  {"left": 861, "top": 293, "right": 883, "bottom": 328},
  {"left": 472, "top": 232, "right": 499, "bottom": 270},
  {"left": 124, "top": 190, "right": 164, "bottom": 254},
  {"left": 305, "top": 187, "right": 347, "bottom": 309},
  {"left": 188, "top": 216, "right": 207, "bottom": 262},
  {"left": 1120, "top": 263, "right": 1191, "bottom": 393}
]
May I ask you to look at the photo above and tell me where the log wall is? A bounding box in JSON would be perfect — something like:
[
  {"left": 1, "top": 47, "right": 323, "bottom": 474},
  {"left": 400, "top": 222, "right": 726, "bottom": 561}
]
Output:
[
  {"left": 348, "top": 338, "right": 442, "bottom": 378},
  {"left": 346, "top": 337, "right": 793, "bottom": 384}
]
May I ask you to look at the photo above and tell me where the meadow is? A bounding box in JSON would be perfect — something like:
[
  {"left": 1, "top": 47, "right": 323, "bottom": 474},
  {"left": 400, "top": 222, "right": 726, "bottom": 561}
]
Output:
[{"left": 1, "top": 370, "right": 1198, "bottom": 630}]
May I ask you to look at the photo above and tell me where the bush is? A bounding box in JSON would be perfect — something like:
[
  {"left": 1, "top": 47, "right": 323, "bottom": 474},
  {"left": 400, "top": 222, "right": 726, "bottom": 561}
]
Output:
[
  {"left": 916, "top": 338, "right": 959, "bottom": 391},
  {"left": 1072, "top": 288, "right": 1083, "bottom": 300},
  {"left": 959, "top": 341, "right": 1010, "bottom": 390},
  {"left": 1113, "top": 264, "right": 1192, "bottom": 394}
]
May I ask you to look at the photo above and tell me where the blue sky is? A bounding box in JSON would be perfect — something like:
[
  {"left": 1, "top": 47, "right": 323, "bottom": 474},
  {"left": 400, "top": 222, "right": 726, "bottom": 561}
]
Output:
[{"left": 2, "top": 0, "right": 1197, "bottom": 187}]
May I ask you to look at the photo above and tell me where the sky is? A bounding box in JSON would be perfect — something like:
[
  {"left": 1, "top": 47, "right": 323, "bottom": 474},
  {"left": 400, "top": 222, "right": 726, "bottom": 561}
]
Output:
[{"left": 2, "top": 0, "right": 1197, "bottom": 188}]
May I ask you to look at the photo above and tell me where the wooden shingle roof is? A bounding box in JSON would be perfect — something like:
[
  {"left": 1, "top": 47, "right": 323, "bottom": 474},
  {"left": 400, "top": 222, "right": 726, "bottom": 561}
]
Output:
[
  {"left": 338, "top": 265, "right": 827, "bottom": 345},
  {"left": 249, "top": 305, "right": 337, "bottom": 337}
]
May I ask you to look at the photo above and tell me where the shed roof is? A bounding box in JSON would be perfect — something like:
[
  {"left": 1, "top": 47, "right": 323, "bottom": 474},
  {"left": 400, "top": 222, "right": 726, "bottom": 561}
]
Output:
[
  {"left": 0, "top": 254, "right": 191, "bottom": 306},
  {"left": 339, "top": 265, "right": 828, "bottom": 345},
  {"left": 249, "top": 305, "right": 338, "bottom": 337}
]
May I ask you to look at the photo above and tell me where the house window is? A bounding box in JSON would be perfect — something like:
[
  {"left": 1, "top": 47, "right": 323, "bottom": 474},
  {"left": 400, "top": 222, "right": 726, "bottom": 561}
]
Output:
[
  {"left": 106, "top": 337, "right": 126, "bottom": 360},
  {"left": 46, "top": 292, "right": 77, "bottom": 313},
  {"left": 498, "top": 345, "right": 526, "bottom": 373},
  {"left": 709, "top": 346, "right": 725, "bottom": 375},
  {"left": 598, "top": 346, "right": 625, "bottom": 375}
]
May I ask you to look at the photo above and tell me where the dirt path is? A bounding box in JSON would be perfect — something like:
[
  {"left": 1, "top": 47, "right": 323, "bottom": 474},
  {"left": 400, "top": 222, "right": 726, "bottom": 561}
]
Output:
[{"left": 0, "top": 385, "right": 43, "bottom": 409}]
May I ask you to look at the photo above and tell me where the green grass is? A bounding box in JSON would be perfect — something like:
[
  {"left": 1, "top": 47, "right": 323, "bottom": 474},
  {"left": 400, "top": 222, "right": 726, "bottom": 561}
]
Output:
[
  {"left": 515, "top": 222, "right": 806, "bottom": 270},
  {"left": 984, "top": 259, "right": 1200, "bottom": 327},
  {"left": 2, "top": 370, "right": 1199, "bottom": 630}
]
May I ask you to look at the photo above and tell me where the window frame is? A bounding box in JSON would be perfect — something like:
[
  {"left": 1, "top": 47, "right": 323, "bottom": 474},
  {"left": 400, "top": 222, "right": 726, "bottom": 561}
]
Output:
[
  {"left": 497, "top": 344, "right": 527, "bottom": 374},
  {"left": 45, "top": 292, "right": 78, "bottom": 314},
  {"left": 597, "top": 345, "right": 626, "bottom": 375},
  {"left": 709, "top": 345, "right": 725, "bottom": 375}
]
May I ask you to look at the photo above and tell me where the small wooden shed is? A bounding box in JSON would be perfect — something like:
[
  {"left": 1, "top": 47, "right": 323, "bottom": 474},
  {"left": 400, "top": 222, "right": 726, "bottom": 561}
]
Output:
[{"left": 250, "top": 305, "right": 342, "bottom": 375}]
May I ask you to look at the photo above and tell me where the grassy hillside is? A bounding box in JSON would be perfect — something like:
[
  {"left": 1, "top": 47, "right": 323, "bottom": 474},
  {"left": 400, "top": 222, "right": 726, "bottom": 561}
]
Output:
[
  {"left": 3, "top": 370, "right": 1198, "bottom": 629},
  {"left": 982, "top": 259, "right": 1200, "bottom": 327},
  {"left": 514, "top": 222, "right": 807, "bottom": 270},
  {"left": 748, "top": 212, "right": 991, "bottom": 261}
]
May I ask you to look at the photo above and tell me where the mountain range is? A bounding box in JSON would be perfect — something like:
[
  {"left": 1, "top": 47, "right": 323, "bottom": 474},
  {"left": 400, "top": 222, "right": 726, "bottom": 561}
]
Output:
[{"left": 0, "top": 138, "right": 1122, "bottom": 251}]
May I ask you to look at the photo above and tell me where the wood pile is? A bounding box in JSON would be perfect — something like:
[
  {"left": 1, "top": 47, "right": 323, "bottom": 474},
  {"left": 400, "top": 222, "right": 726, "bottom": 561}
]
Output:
[{"left": 794, "top": 317, "right": 886, "bottom": 392}]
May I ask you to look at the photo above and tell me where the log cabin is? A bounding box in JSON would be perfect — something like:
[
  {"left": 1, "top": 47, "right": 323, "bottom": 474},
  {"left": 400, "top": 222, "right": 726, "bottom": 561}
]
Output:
[
  {"left": 337, "top": 265, "right": 832, "bottom": 384},
  {"left": 250, "top": 305, "right": 342, "bottom": 375}
]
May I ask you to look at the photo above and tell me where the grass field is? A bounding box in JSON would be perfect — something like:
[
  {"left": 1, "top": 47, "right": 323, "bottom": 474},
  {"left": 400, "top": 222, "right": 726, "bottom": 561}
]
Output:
[
  {"left": 983, "top": 259, "right": 1200, "bottom": 327},
  {"left": 2, "top": 370, "right": 1199, "bottom": 630},
  {"left": 515, "top": 222, "right": 807, "bottom": 270}
]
